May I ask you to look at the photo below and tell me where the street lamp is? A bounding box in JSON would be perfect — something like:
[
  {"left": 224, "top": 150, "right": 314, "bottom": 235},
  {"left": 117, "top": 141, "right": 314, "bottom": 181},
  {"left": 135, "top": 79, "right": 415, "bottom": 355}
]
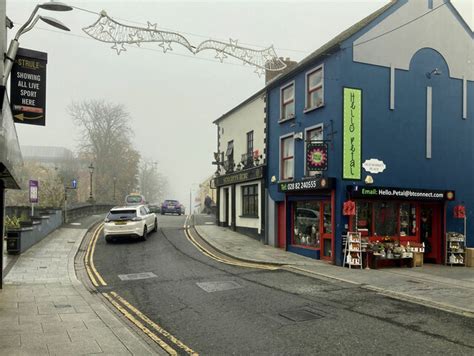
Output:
[
  {"left": 3, "top": 2, "right": 73, "bottom": 85},
  {"left": 88, "top": 162, "right": 94, "bottom": 202},
  {"left": 113, "top": 176, "right": 117, "bottom": 203}
]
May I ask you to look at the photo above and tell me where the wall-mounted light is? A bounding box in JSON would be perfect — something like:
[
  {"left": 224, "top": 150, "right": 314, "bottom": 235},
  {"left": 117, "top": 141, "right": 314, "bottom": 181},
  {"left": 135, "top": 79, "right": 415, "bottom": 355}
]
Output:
[
  {"left": 364, "top": 175, "right": 374, "bottom": 185},
  {"left": 426, "top": 68, "right": 442, "bottom": 79},
  {"left": 294, "top": 132, "right": 303, "bottom": 140},
  {"left": 271, "top": 175, "right": 277, "bottom": 183}
]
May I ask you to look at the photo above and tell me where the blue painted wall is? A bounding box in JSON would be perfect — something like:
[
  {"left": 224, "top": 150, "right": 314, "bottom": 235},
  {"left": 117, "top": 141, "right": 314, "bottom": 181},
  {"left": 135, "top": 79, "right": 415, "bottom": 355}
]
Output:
[{"left": 266, "top": 3, "right": 474, "bottom": 265}]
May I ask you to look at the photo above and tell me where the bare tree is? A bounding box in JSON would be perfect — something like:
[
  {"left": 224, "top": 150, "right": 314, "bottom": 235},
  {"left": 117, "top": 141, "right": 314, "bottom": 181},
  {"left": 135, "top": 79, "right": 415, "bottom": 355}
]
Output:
[{"left": 69, "top": 100, "right": 140, "bottom": 203}]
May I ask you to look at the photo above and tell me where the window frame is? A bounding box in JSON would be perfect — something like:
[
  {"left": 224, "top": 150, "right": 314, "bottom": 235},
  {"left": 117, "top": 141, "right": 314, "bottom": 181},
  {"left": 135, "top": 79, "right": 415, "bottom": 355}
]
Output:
[
  {"left": 304, "top": 124, "right": 324, "bottom": 178},
  {"left": 241, "top": 184, "right": 259, "bottom": 218},
  {"left": 304, "top": 64, "right": 324, "bottom": 113},
  {"left": 279, "top": 81, "right": 296, "bottom": 123},
  {"left": 280, "top": 134, "right": 295, "bottom": 181},
  {"left": 246, "top": 130, "right": 254, "bottom": 155}
]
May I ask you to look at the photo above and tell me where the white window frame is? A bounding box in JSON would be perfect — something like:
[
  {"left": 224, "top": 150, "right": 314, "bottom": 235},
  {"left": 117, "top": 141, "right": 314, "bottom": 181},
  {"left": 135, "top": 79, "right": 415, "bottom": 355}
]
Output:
[
  {"left": 304, "top": 64, "right": 324, "bottom": 113},
  {"left": 279, "top": 133, "right": 295, "bottom": 181},
  {"left": 279, "top": 81, "right": 296, "bottom": 123},
  {"left": 304, "top": 124, "right": 324, "bottom": 177}
]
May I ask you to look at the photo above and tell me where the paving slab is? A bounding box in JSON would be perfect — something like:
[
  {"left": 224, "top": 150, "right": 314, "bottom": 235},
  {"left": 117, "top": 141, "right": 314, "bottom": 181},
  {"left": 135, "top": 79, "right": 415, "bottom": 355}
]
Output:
[{"left": 0, "top": 215, "right": 159, "bottom": 355}]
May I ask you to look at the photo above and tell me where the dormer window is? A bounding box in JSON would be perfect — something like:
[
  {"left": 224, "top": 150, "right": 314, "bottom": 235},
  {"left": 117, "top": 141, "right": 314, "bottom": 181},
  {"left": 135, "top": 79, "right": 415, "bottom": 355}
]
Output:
[{"left": 280, "top": 82, "right": 295, "bottom": 121}]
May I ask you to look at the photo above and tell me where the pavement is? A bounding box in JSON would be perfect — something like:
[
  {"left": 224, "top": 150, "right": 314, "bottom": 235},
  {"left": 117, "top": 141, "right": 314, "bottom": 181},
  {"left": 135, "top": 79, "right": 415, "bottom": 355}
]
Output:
[
  {"left": 0, "top": 215, "right": 156, "bottom": 355},
  {"left": 193, "top": 216, "right": 474, "bottom": 318}
]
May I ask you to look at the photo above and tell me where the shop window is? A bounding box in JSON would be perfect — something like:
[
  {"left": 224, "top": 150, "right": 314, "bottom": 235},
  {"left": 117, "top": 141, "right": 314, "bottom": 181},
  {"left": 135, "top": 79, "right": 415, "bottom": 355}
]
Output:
[
  {"left": 242, "top": 184, "right": 258, "bottom": 217},
  {"left": 356, "top": 202, "right": 373, "bottom": 236},
  {"left": 399, "top": 203, "right": 416, "bottom": 237},
  {"left": 293, "top": 201, "right": 320, "bottom": 248},
  {"left": 323, "top": 203, "right": 332, "bottom": 234},
  {"left": 374, "top": 202, "right": 397, "bottom": 237},
  {"left": 281, "top": 135, "right": 294, "bottom": 180}
]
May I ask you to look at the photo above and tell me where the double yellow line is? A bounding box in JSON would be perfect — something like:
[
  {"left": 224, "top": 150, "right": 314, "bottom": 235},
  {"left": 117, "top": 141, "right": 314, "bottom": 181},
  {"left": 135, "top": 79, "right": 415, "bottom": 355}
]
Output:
[
  {"left": 85, "top": 223, "right": 198, "bottom": 356},
  {"left": 183, "top": 217, "right": 279, "bottom": 271}
]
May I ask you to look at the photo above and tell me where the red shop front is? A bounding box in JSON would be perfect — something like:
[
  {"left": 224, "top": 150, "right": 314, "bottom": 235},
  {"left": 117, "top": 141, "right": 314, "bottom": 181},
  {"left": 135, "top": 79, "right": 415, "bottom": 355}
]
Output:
[{"left": 347, "top": 186, "right": 455, "bottom": 264}]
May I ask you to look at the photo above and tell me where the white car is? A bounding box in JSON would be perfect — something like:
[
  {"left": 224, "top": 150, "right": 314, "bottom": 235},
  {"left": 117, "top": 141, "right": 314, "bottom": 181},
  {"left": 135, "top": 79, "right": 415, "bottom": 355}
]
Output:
[{"left": 103, "top": 205, "right": 157, "bottom": 243}]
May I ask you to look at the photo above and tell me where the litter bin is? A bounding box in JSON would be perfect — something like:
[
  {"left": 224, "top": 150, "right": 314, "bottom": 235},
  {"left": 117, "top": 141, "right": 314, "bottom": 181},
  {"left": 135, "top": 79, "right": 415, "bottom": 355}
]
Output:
[{"left": 6, "top": 231, "right": 21, "bottom": 254}]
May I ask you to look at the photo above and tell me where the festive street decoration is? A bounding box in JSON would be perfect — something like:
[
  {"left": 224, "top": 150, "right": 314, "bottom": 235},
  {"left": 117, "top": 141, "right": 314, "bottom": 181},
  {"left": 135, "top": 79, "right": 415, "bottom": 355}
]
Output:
[{"left": 83, "top": 11, "right": 287, "bottom": 75}]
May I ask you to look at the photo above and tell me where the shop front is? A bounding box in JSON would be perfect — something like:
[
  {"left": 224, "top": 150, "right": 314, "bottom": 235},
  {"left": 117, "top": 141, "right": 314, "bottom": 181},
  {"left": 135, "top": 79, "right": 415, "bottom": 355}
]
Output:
[
  {"left": 278, "top": 177, "right": 335, "bottom": 260},
  {"left": 215, "top": 165, "right": 265, "bottom": 240},
  {"left": 347, "top": 185, "right": 456, "bottom": 265}
]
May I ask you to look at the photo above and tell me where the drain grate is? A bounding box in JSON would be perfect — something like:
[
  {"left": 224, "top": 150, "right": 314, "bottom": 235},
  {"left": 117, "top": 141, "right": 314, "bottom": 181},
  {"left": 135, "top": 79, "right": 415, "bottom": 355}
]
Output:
[
  {"left": 118, "top": 272, "right": 157, "bottom": 281},
  {"left": 196, "top": 281, "right": 242, "bottom": 293},
  {"left": 55, "top": 304, "right": 72, "bottom": 309},
  {"left": 279, "top": 309, "right": 325, "bottom": 322}
]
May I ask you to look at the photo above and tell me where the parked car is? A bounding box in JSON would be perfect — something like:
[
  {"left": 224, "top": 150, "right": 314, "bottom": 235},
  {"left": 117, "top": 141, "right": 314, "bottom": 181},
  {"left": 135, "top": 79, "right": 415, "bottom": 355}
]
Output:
[
  {"left": 148, "top": 204, "right": 161, "bottom": 214},
  {"left": 103, "top": 205, "right": 157, "bottom": 243},
  {"left": 161, "top": 200, "right": 183, "bottom": 215}
]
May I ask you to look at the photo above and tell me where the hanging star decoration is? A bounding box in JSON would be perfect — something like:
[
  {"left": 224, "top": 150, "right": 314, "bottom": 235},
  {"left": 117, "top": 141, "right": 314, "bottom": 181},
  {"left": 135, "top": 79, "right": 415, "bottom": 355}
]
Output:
[{"left": 83, "top": 11, "right": 287, "bottom": 75}]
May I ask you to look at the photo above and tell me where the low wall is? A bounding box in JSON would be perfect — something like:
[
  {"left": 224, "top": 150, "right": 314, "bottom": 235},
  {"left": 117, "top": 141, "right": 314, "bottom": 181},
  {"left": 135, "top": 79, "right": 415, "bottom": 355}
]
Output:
[{"left": 5, "top": 204, "right": 112, "bottom": 254}]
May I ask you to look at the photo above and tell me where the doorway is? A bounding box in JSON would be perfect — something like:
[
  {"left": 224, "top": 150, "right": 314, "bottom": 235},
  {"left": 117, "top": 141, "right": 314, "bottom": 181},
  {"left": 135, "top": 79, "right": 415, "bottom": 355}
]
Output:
[
  {"left": 223, "top": 188, "right": 229, "bottom": 227},
  {"left": 420, "top": 204, "right": 441, "bottom": 264}
]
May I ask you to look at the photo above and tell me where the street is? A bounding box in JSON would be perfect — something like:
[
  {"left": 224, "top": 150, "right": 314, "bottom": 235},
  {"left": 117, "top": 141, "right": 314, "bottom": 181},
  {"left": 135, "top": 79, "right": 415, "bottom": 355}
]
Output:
[{"left": 93, "top": 215, "right": 474, "bottom": 355}]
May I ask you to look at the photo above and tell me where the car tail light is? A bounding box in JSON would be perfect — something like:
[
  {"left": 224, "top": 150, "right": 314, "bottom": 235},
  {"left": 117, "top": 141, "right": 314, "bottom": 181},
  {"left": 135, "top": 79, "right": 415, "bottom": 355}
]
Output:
[{"left": 132, "top": 217, "right": 143, "bottom": 221}]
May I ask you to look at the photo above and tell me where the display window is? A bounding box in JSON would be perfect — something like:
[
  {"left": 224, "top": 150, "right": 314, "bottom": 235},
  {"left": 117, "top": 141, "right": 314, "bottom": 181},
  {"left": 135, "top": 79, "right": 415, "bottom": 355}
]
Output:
[
  {"left": 351, "top": 201, "right": 420, "bottom": 242},
  {"left": 292, "top": 200, "right": 332, "bottom": 249}
]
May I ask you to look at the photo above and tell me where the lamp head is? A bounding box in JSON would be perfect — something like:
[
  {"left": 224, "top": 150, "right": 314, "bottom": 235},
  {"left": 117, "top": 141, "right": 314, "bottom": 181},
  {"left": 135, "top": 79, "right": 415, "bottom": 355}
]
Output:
[
  {"left": 39, "top": 2, "right": 73, "bottom": 12},
  {"left": 426, "top": 68, "right": 442, "bottom": 79},
  {"left": 39, "top": 16, "right": 70, "bottom": 31}
]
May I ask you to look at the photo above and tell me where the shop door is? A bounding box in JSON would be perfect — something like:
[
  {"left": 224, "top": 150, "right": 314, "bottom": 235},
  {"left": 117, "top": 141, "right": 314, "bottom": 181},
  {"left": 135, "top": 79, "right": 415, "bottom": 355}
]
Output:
[
  {"left": 420, "top": 204, "right": 441, "bottom": 264},
  {"left": 224, "top": 188, "right": 229, "bottom": 227},
  {"left": 277, "top": 202, "right": 286, "bottom": 249}
]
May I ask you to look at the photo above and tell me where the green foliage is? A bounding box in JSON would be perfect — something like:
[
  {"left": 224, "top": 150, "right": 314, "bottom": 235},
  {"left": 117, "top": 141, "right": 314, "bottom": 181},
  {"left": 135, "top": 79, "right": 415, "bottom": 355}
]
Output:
[{"left": 4, "top": 215, "right": 20, "bottom": 230}]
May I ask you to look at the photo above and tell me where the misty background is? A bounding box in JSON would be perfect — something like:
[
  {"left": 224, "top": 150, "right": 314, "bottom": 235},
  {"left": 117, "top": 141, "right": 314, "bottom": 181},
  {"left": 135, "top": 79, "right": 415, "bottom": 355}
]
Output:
[{"left": 7, "top": 0, "right": 473, "bottom": 209}]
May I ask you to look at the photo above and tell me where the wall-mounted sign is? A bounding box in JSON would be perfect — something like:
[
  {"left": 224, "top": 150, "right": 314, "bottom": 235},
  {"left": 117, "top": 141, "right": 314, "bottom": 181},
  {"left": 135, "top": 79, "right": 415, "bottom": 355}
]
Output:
[
  {"left": 214, "top": 166, "right": 264, "bottom": 187},
  {"left": 348, "top": 185, "right": 455, "bottom": 201},
  {"left": 71, "top": 179, "right": 78, "bottom": 189},
  {"left": 306, "top": 143, "right": 328, "bottom": 171},
  {"left": 29, "top": 180, "right": 39, "bottom": 203},
  {"left": 362, "top": 158, "right": 386, "bottom": 174},
  {"left": 343, "top": 87, "right": 362, "bottom": 180},
  {"left": 11, "top": 48, "right": 47, "bottom": 126},
  {"left": 278, "top": 177, "right": 334, "bottom": 193}
]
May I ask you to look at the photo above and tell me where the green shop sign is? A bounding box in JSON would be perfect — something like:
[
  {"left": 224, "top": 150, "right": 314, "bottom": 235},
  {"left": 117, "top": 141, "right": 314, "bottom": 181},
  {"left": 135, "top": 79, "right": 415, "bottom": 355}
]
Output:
[{"left": 343, "top": 87, "right": 362, "bottom": 180}]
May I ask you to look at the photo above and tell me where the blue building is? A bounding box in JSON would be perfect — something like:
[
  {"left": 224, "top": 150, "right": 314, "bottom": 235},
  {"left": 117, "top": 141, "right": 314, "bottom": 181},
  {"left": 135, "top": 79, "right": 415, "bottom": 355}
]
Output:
[{"left": 265, "top": 0, "right": 473, "bottom": 266}]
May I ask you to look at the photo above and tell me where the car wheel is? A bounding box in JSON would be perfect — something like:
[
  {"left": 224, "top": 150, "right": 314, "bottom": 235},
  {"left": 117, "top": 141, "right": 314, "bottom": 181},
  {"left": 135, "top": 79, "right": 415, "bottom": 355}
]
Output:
[
  {"left": 141, "top": 226, "right": 148, "bottom": 241},
  {"left": 105, "top": 235, "right": 112, "bottom": 243},
  {"left": 153, "top": 218, "right": 158, "bottom": 232}
]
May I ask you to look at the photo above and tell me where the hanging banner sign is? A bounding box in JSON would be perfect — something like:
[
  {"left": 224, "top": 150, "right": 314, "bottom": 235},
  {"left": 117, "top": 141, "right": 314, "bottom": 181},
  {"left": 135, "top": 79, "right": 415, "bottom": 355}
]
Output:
[
  {"left": 306, "top": 143, "right": 328, "bottom": 171},
  {"left": 29, "top": 180, "right": 39, "bottom": 203},
  {"left": 11, "top": 47, "right": 47, "bottom": 126},
  {"left": 343, "top": 87, "right": 362, "bottom": 180}
]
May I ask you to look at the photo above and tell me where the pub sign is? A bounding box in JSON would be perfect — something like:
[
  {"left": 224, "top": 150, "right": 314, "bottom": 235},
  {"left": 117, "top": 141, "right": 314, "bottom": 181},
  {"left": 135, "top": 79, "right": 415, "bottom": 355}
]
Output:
[{"left": 11, "top": 48, "right": 48, "bottom": 126}]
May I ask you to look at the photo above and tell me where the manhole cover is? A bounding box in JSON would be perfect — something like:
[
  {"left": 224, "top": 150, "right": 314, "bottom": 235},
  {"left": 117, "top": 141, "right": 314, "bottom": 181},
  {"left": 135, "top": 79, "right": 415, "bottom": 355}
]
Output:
[
  {"left": 279, "top": 309, "right": 324, "bottom": 322},
  {"left": 118, "top": 272, "right": 157, "bottom": 281},
  {"left": 196, "top": 281, "right": 242, "bottom": 293}
]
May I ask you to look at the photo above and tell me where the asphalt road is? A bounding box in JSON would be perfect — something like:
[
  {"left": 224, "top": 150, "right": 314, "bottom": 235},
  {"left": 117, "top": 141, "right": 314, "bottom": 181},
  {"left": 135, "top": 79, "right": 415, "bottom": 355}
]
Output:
[{"left": 93, "top": 214, "right": 474, "bottom": 355}]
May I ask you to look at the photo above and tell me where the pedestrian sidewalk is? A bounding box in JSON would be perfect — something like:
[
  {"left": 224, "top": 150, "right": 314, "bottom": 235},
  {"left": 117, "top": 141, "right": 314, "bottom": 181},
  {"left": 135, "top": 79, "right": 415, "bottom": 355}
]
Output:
[
  {"left": 194, "top": 221, "right": 474, "bottom": 317},
  {"left": 0, "top": 215, "right": 157, "bottom": 355}
]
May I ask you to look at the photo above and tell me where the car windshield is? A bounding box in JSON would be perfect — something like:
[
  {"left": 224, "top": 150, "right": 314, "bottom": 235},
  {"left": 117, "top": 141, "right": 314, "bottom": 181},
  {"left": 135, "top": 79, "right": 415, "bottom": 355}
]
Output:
[{"left": 107, "top": 210, "right": 137, "bottom": 221}]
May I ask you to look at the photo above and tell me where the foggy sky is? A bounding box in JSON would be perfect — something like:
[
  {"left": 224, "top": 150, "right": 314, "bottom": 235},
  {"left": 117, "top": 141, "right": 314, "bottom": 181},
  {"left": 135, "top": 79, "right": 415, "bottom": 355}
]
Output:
[{"left": 7, "top": 0, "right": 473, "bottom": 209}]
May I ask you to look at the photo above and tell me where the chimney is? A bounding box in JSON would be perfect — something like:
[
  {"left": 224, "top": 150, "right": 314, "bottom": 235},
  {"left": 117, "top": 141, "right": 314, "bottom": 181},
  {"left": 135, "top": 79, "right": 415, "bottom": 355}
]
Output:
[{"left": 265, "top": 57, "right": 298, "bottom": 84}]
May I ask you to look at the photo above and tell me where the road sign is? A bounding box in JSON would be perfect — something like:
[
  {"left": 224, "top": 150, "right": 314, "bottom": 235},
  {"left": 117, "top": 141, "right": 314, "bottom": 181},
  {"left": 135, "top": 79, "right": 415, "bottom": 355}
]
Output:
[
  {"left": 11, "top": 48, "right": 48, "bottom": 126},
  {"left": 29, "top": 180, "right": 39, "bottom": 203},
  {"left": 71, "top": 179, "right": 77, "bottom": 189}
]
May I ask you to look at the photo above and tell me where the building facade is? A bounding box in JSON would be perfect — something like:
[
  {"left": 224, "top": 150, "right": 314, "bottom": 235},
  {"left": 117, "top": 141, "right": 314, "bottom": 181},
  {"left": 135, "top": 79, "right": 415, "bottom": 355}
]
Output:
[
  {"left": 266, "top": 0, "right": 473, "bottom": 265},
  {"left": 214, "top": 91, "right": 266, "bottom": 240}
]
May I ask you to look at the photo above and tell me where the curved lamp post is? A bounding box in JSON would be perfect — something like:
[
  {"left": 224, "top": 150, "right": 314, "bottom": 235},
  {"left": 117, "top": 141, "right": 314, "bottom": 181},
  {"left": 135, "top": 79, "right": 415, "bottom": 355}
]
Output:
[{"left": 3, "top": 2, "right": 73, "bottom": 85}]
